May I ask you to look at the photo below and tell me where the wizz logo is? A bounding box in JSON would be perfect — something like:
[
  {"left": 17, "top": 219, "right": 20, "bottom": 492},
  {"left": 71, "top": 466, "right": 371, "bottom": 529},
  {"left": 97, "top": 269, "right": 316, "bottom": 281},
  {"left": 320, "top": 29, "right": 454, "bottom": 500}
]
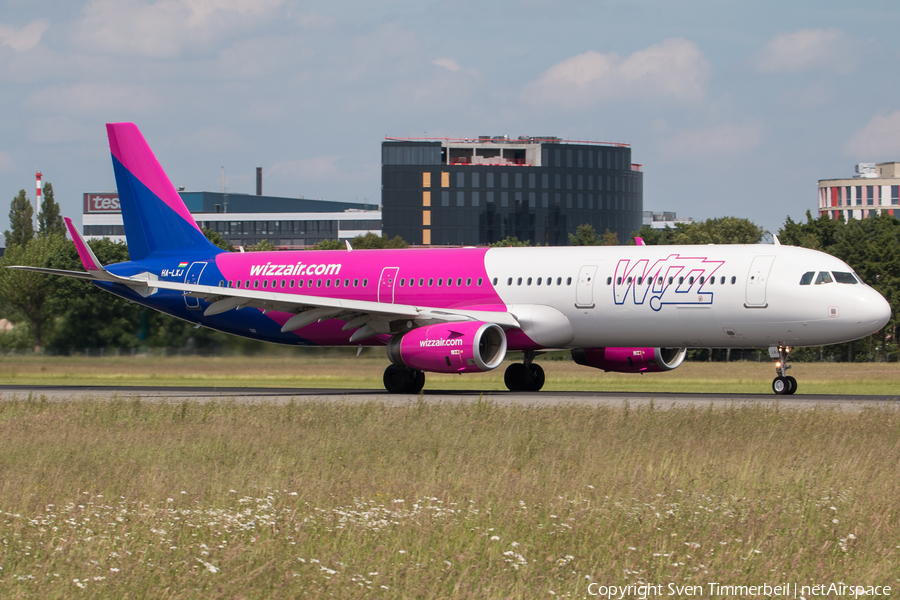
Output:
[{"left": 614, "top": 254, "right": 725, "bottom": 311}]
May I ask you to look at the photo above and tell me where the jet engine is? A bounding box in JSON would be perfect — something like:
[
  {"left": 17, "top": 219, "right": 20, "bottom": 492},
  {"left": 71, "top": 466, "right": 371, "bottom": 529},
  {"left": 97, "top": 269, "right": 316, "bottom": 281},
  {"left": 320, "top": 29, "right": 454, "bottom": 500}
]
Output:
[
  {"left": 387, "top": 321, "right": 507, "bottom": 374},
  {"left": 571, "top": 347, "right": 687, "bottom": 373}
]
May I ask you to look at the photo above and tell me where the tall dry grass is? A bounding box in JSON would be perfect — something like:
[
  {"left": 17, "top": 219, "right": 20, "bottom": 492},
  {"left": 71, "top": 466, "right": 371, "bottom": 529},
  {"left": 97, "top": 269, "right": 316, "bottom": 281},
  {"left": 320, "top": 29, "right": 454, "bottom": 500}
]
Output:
[{"left": 0, "top": 397, "right": 898, "bottom": 598}]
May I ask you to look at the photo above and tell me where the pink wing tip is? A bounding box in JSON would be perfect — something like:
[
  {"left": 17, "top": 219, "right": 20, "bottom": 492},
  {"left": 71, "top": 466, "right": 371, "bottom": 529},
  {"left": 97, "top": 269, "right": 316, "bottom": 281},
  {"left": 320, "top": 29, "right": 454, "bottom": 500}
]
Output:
[{"left": 635, "top": 236, "right": 645, "bottom": 246}]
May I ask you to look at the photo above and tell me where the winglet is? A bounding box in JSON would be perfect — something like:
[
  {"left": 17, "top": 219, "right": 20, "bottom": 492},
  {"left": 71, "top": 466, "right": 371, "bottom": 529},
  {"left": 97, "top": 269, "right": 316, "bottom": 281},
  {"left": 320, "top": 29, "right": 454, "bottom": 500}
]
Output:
[
  {"left": 64, "top": 217, "right": 103, "bottom": 272},
  {"left": 635, "top": 236, "right": 646, "bottom": 246}
]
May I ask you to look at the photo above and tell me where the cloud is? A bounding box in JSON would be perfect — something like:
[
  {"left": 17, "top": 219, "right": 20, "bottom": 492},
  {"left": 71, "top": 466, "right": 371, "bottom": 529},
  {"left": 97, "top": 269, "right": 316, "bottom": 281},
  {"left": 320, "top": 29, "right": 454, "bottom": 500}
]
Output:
[
  {"left": 657, "top": 121, "right": 764, "bottom": 160},
  {"left": 74, "top": 0, "right": 284, "bottom": 59},
  {"left": 844, "top": 111, "right": 900, "bottom": 159},
  {"left": 0, "top": 20, "right": 49, "bottom": 52},
  {"left": 432, "top": 57, "right": 461, "bottom": 72},
  {"left": 750, "top": 29, "right": 860, "bottom": 74},
  {"left": 524, "top": 38, "right": 710, "bottom": 109},
  {"left": 29, "top": 82, "right": 158, "bottom": 114}
]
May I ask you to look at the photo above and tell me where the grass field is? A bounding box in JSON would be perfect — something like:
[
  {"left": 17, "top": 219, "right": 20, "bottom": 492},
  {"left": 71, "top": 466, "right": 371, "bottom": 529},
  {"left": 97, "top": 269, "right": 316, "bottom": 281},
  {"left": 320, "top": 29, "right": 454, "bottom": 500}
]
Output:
[
  {"left": 0, "top": 353, "right": 899, "bottom": 395},
  {"left": 0, "top": 397, "right": 898, "bottom": 598}
]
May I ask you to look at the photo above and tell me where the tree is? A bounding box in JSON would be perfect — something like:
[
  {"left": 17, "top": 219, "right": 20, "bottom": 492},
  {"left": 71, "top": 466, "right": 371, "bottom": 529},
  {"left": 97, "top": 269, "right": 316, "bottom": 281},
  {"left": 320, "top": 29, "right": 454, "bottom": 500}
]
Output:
[
  {"left": 632, "top": 216, "right": 766, "bottom": 246},
  {"left": 202, "top": 228, "right": 234, "bottom": 252},
  {"left": 0, "top": 234, "right": 66, "bottom": 352},
  {"left": 37, "top": 182, "right": 66, "bottom": 238},
  {"left": 5, "top": 190, "right": 34, "bottom": 248},
  {"left": 490, "top": 236, "right": 530, "bottom": 247},
  {"left": 247, "top": 239, "right": 275, "bottom": 252},
  {"left": 569, "top": 224, "right": 602, "bottom": 246},
  {"left": 312, "top": 233, "right": 409, "bottom": 250}
]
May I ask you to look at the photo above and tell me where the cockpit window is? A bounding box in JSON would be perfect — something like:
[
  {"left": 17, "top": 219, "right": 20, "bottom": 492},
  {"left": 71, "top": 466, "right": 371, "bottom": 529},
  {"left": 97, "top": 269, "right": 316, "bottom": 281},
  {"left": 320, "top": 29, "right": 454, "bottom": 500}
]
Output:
[
  {"left": 799, "top": 271, "right": 814, "bottom": 285},
  {"left": 833, "top": 271, "right": 857, "bottom": 284},
  {"left": 814, "top": 271, "right": 833, "bottom": 285}
]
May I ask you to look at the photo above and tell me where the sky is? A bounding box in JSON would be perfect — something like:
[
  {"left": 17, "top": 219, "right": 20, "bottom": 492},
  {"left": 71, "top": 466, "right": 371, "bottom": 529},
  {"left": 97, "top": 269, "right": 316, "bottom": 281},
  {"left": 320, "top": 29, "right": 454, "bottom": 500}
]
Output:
[{"left": 2, "top": 0, "right": 900, "bottom": 242}]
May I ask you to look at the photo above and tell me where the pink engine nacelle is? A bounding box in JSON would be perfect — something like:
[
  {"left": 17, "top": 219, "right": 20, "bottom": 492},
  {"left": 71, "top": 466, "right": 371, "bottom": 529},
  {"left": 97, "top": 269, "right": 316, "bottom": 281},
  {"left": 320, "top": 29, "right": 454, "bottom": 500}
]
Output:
[
  {"left": 571, "top": 347, "right": 687, "bottom": 373},
  {"left": 387, "top": 321, "right": 507, "bottom": 374}
]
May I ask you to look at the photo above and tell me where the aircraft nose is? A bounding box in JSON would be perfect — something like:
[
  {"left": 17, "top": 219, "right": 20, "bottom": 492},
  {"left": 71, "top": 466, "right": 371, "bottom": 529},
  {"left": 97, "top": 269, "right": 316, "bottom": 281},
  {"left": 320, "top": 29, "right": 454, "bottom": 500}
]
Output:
[{"left": 855, "top": 287, "right": 892, "bottom": 334}]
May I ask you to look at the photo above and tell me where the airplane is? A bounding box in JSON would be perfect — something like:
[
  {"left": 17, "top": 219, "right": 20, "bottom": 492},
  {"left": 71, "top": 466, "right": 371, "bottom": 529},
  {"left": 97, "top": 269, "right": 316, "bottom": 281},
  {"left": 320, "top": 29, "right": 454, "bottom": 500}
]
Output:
[{"left": 9, "top": 123, "right": 892, "bottom": 395}]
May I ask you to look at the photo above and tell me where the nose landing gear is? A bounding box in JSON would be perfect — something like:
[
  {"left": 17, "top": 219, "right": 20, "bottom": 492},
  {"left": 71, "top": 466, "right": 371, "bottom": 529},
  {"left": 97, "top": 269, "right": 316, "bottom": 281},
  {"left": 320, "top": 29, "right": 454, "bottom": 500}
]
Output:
[
  {"left": 769, "top": 345, "right": 797, "bottom": 395},
  {"left": 504, "top": 350, "right": 545, "bottom": 392}
]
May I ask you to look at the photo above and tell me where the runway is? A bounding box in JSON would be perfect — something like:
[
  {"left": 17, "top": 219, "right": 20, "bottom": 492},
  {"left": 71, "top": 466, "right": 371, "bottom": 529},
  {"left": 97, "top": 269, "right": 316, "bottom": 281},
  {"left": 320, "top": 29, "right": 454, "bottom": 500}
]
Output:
[{"left": 1, "top": 384, "right": 898, "bottom": 410}]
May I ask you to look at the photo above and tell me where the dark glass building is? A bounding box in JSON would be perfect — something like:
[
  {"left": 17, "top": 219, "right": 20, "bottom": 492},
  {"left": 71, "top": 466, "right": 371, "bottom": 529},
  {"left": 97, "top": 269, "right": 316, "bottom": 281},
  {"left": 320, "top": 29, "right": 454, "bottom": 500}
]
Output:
[{"left": 382, "top": 136, "right": 642, "bottom": 246}]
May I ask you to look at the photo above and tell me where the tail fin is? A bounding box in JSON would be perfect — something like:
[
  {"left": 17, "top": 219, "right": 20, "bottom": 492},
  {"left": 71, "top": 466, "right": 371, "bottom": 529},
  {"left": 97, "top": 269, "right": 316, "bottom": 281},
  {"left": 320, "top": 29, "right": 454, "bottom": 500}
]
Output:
[{"left": 107, "top": 123, "right": 219, "bottom": 261}]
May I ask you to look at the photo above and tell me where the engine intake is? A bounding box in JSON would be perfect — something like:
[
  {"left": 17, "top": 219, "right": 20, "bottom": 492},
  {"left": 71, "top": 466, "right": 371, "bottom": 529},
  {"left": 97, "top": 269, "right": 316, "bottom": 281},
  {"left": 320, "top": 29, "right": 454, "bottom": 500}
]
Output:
[
  {"left": 387, "top": 321, "right": 507, "bottom": 373},
  {"left": 571, "top": 347, "right": 686, "bottom": 373}
]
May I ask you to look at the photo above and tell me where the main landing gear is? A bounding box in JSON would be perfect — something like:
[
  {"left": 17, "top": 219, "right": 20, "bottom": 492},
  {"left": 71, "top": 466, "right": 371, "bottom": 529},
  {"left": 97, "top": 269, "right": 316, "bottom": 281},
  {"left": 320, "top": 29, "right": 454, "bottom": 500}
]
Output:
[
  {"left": 769, "top": 345, "right": 797, "bottom": 395},
  {"left": 504, "top": 350, "right": 545, "bottom": 392},
  {"left": 383, "top": 364, "right": 426, "bottom": 394}
]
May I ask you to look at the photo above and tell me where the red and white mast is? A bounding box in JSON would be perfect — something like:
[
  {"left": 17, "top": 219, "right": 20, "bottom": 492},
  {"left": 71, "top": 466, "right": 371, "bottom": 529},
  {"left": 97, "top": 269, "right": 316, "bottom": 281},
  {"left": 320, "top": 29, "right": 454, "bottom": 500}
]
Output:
[{"left": 35, "top": 171, "right": 42, "bottom": 230}]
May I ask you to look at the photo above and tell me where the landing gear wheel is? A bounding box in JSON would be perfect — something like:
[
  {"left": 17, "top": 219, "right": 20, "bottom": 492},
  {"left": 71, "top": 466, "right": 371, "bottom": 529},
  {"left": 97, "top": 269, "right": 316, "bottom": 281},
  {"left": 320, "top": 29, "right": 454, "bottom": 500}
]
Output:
[
  {"left": 504, "top": 363, "right": 530, "bottom": 392},
  {"left": 528, "top": 363, "right": 545, "bottom": 392},
  {"left": 772, "top": 376, "right": 793, "bottom": 395},
  {"left": 384, "top": 364, "right": 412, "bottom": 393},
  {"left": 504, "top": 362, "right": 544, "bottom": 392},
  {"left": 785, "top": 376, "right": 797, "bottom": 395}
]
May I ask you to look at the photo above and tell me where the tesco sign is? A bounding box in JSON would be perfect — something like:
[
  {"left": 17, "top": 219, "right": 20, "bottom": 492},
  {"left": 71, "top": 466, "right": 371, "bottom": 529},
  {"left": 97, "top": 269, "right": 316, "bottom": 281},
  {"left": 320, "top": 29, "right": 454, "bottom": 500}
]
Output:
[{"left": 83, "top": 193, "right": 121, "bottom": 213}]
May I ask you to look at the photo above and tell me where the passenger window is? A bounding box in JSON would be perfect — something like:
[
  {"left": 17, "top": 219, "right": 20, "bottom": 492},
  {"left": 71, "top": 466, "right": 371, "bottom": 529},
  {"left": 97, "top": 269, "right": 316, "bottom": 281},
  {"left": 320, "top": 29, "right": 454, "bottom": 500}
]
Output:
[
  {"left": 280, "top": 280, "right": 286, "bottom": 288},
  {"left": 326, "top": 279, "right": 332, "bottom": 287},
  {"left": 419, "top": 278, "right": 425, "bottom": 286},
  {"left": 263, "top": 280, "right": 268, "bottom": 288},
  {"left": 678, "top": 277, "right": 684, "bottom": 284},
  {"left": 438, "top": 278, "right": 443, "bottom": 286},
  {"left": 308, "top": 279, "right": 313, "bottom": 288},
  {"left": 289, "top": 280, "right": 294, "bottom": 288},
  {"left": 556, "top": 277, "right": 562, "bottom": 285},
  {"left": 400, "top": 278, "right": 405, "bottom": 286},
  {"left": 467, "top": 278, "right": 472, "bottom": 286},
  {"left": 353, "top": 279, "right": 358, "bottom": 287},
  {"left": 517, "top": 277, "right": 522, "bottom": 285},
  {"left": 478, "top": 278, "right": 483, "bottom": 285},
  {"left": 507, "top": 277, "right": 512, "bottom": 285},
  {"left": 317, "top": 280, "right": 322, "bottom": 288},
  {"left": 637, "top": 277, "right": 642, "bottom": 285},
  {"left": 730, "top": 276, "right": 736, "bottom": 284},
  {"left": 457, "top": 278, "right": 463, "bottom": 286},
  {"left": 236, "top": 280, "right": 241, "bottom": 288},
  {"left": 344, "top": 279, "right": 349, "bottom": 287},
  {"left": 537, "top": 277, "right": 542, "bottom": 285},
  {"left": 616, "top": 277, "right": 622, "bottom": 285},
  {"left": 492, "top": 277, "right": 498, "bottom": 285},
  {"left": 720, "top": 276, "right": 725, "bottom": 285},
  {"left": 429, "top": 278, "right": 434, "bottom": 286},
  {"left": 363, "top": 278, "right": 368, "bottom": 286},
  {"left": 833, "top": 272, "right": 857, "bottom": 284},
  {"left": 607, "top": 277, "right": 612, "bottom": 285},
  {"left": 799, "top": 271, "right": 815, "bottom": 285},
  {"left": 254, "top": 280, "right": 259, "bottom": 288},
  {"left": 566, "top": 277, "right": 572, "bottom": 285},
  {"left": 689, "top": 276, "right": 694, "bottom": 285},
  {"left": 527, "top": 277, "right": 532, "bottom": 286},
  {"left": 335, "top": 279, "right": 341, "bottom": 287},
  {"left": 627, "top": 277, "right": 633, "bottom": 284},
  {"left": 815, "top": 271, "right": 833, "bottom": 285},
  {"left": 298, "top": 280, "right": 303, "bottom": 288}
]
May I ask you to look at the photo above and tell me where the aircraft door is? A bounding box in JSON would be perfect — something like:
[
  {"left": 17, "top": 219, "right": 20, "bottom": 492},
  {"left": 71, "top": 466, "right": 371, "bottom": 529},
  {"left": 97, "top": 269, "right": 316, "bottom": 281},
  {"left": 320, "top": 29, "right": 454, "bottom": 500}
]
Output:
[
  {"left": 184, "top": 261, "right": 207, "bottom": 309},
  {"left": 745, "top": 255, "right": 775, "bottom": 308},
  {"left": 575, "top": 265, "right": 598, "bottom": 309},
  {"left": 378, "top": 267, "right": 399, "bottom": 303}
]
